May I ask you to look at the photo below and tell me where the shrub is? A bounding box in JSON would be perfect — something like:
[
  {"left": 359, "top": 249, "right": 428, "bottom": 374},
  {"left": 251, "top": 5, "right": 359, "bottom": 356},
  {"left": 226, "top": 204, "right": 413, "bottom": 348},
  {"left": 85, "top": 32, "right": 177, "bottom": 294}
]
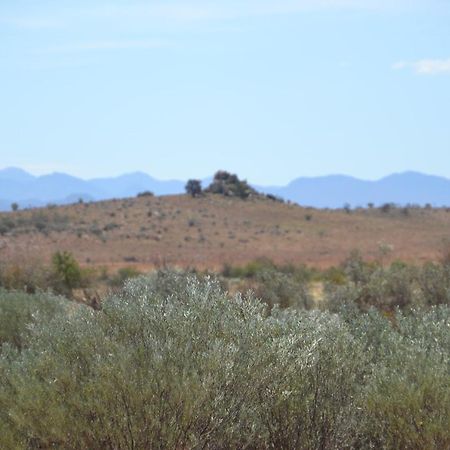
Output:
[
  {"left": 265, "top": 193, "right": 284, "bottom": 203},
  {"left": 253, "top": 268, "right": 314, "bottom": 309},
  {"left": 110, "top": 267, "right": 142, "bottom": 287},
  {"left": 0, "top": 257, "right": 52, "bottom": 293},
  {"left": 341, "top": 250, "right": 375, "bottom": 285},
  {"left": 418, "top": 263, "right": 450, "bottom": 306},
  {"left": 0, "top": 217, "right": 16, "bottom": 235},
  {"left": 0, "top": 272, "right": 448, "bottom": 449},
  {"left": 0, "top": 272, "right": 366, "bottom": 449},
  {"left": 380, "top": 202, "right": 396, "bottom": 213},
  {"left": 362, "top": 307, "right": 450, "bottom": 449},
  {"left": 222, "top": 258, "right": 275, "bottom": 279},
  {"left": 322, "top": 266, "right": 347, "bottom": 285},
  {"left": 0, "top": 290, "right": 71, "bottom": 352},
  {"left": 137, "top": 191, "right": 154, "bottom": 197},
  {"left": 327, "top": 262, "right": 419, "bottom": 312},
  {"left": 51, "top": 251, "right": 84, "bottom": 293}
]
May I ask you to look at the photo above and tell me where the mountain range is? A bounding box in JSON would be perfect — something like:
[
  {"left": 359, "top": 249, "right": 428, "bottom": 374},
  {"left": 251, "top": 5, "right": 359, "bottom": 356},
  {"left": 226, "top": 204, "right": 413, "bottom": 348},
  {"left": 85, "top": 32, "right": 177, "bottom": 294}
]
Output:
[{"left": 1, "top": 167, "right": 449, "bottom": 211}]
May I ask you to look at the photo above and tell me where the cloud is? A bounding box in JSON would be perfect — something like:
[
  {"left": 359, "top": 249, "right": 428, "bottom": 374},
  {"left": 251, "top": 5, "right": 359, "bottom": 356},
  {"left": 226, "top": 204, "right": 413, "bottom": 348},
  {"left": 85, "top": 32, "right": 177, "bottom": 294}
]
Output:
[{"left": 393, "top": 59, "right": 450, "bottom": 75}]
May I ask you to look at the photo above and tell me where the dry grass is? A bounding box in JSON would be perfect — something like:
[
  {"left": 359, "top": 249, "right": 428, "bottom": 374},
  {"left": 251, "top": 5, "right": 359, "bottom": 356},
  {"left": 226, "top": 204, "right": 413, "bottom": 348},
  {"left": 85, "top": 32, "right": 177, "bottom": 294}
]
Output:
[{"left": 1, "top": 195, "right": 449, "bottom": 271}]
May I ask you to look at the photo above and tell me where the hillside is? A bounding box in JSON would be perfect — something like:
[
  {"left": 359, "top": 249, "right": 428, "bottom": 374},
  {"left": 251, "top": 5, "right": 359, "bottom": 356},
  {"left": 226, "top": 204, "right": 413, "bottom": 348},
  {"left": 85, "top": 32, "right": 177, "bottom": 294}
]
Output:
[{"left": 1, "top": 194, "right": 449, "bottom": 271}]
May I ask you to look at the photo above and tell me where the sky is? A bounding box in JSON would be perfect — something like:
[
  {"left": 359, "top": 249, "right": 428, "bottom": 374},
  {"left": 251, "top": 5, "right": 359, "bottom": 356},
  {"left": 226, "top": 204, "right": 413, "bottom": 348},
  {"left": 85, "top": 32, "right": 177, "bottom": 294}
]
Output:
[{"left": 1, "top": 0, "right": 449, "bottom": 185}]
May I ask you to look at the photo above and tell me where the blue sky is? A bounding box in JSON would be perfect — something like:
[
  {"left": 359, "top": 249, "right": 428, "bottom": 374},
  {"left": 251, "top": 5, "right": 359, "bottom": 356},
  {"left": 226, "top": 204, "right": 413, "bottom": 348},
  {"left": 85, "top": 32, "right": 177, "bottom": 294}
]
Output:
[{"left": 1, "top": 0, "right": 449, "bottom": 185}]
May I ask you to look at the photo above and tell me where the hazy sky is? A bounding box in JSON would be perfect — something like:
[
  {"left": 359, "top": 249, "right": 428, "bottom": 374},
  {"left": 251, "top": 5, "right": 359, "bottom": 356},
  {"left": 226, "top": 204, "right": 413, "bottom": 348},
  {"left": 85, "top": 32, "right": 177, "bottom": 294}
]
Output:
[{"left": 1, "top": 0, "right": 449, "bottom": 184}]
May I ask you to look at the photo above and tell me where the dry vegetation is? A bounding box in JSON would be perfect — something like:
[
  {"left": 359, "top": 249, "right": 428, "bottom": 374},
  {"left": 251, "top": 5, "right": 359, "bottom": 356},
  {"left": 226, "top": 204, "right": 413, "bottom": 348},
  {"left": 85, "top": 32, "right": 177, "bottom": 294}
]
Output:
[
  {"left": 1, "top": 194, "right": 449, "bottom": 274},
  {"left": 1, "top": 190, "right": 449, "bottom": 448}
]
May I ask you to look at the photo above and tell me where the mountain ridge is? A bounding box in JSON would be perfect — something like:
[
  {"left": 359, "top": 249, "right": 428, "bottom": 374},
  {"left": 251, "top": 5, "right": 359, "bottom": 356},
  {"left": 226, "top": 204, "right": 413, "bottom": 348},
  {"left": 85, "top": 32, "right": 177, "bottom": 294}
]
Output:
[{"left": 1, "top": 167, "right": 449, "bottom": 211}]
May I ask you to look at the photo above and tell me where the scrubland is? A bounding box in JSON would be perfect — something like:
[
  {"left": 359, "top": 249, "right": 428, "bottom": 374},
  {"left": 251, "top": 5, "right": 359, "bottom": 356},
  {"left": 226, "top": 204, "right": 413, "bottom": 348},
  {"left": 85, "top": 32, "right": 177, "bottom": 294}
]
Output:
[
  {"left": 0, "top": 259, "right": 449, "bottom": 449},
  {"left": 1, "top": 193, "right": 450, "bottom": 273},
  {"left": 0, "top": 192, "right": 449, "bottom": 448}
]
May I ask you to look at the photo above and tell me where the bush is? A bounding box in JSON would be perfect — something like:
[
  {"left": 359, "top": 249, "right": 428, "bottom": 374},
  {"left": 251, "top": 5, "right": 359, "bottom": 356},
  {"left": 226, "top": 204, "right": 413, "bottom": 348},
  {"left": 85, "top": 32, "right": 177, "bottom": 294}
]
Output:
[
  {"left": 222, "top": 258, "right": 275, "bottom": 278},
  {"left": 0, "top": 258, "right": 52, "bottom": 293},
  {"left": 417, "top": 263, "right": 450, "bottom": 306},
  {"left": 51, "top": 251, "right": 82, "bottom": 291},
  {"left": 0, "top": 272, "right": 448, "bottom": 449},
  {"left": 109, "top": 266, "right": 142, "bottom": 287},
  {"left": 0, "top": 272, "right": 365, "bottom": 449},
  {"left": 329, "top": 255, "right": 419, "bottom": 312},
  {"left": 0, "top": 217, "right": 16, "bottom": 235},
  {"left": 362, "top": 307, "right": 450, "bottom": 449},
  {"left": 136, "top": 191, "right": 154, "bottom": 197},
  {"left": 0, "top": 290, "right": 71, "bottom": 352},
  {"left": 253, "top": 268, "right": 314, "bottom": 309}
]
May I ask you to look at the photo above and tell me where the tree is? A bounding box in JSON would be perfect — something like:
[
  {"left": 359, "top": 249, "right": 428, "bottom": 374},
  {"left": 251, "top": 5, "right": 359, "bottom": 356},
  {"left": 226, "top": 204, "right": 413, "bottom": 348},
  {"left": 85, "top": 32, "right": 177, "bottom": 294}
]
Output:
[
  {"left": 52, "top": 251, "right": 82, "bottom": 292},
  {"left": 185, "top": 179, "right": 202, "bottom": 197},
  {"left": 205, "top": 171, "right": 257, "bottom": 199},
  {"left": 11, "top": 203, "right": 19, "bottom": 212}
]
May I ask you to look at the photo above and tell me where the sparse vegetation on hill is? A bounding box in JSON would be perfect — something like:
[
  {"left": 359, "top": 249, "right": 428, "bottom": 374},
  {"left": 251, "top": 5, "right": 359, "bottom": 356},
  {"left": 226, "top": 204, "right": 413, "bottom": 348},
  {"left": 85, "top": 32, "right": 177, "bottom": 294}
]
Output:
[{"left": 1, "top": 193, "right": 450, "bottom": 270}]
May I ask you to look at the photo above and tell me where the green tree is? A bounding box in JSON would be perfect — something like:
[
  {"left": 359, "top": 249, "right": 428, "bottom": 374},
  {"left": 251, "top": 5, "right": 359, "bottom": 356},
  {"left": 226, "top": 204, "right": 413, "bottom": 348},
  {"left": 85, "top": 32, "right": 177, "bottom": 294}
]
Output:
[{"left": 52, "top": 251, "right": 82, "bottom": 292}]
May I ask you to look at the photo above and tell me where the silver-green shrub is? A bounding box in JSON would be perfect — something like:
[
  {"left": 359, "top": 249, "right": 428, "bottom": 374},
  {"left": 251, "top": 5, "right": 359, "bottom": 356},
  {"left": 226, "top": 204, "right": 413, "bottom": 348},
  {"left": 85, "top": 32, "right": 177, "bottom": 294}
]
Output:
[
  {"left": 0, "top": 272, "right": 364, "bottom": 449},
  {"left": 0, "top": 289, "right": 71, "bottom": 351},
  {"left": 362, "top": 307, "right": 450, "bottom": 449},
  {"left": 0, "top": 272, "right": 448, "bottom": 449},
  {"left": 325, "top": 263, "right": 420, "bottom": 312}
]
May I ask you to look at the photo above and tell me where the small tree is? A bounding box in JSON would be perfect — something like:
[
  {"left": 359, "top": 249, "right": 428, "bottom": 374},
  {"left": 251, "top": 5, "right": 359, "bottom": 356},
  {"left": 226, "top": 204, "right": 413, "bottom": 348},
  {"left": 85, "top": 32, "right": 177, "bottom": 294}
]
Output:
[
  {"left": 52, "top": 251, "right": 82, "bottom": 292},
  {"left": 11, "top": 203, "right": 19, "bottom": 212},
  {"left": 185, "top": 179, "right": 202, "bottom": 197}
]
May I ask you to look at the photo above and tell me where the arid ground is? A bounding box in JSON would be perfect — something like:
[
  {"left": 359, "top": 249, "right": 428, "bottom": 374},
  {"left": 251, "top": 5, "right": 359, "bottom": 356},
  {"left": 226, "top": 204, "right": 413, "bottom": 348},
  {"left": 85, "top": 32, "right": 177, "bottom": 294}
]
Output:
[{"left": 1, "top": 194, "right": 449, "bottom": 271}]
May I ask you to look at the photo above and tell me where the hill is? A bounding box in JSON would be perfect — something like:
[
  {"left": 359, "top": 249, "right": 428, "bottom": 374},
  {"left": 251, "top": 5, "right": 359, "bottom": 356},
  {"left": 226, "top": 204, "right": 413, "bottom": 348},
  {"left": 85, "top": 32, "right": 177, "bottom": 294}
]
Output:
[{"left": 1, "top": 193, "right": 449, "bottom": 270}]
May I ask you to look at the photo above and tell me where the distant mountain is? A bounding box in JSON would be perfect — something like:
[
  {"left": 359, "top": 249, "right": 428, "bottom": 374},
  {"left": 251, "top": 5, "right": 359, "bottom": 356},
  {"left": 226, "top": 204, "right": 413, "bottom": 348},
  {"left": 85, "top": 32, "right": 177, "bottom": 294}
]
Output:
[
  {"left": 90, "top": 172, "right": 184, "bottom": 199},
  {"left": 262, "top": 171, "right": 450, "bottom": 208},
  {"left": 0, "top": 167, "right": 36, "bottom": 183},
  {"left": 0, "top": 168, "right": 186, "bottom": 211},
  {"left": 1, "top": 167, "right": 450, "bottom": 211}
]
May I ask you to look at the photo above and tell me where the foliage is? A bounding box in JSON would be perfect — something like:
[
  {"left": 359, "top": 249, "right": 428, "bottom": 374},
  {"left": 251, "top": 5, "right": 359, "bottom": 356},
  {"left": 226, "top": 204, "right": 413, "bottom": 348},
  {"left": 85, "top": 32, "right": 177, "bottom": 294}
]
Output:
[
  {"left": 109, "top": 266, "right": 142, "bottom": 287},
  {"left": 51, "top": 251, "right": 85, "bottom": 294},
  {"left": 252, "top": 269, "right": 314, "bottom": 309},
  {"left": 136, "top": 191, "right": 154, "bottom": 197},
  {"left": 222, "top": 258, "right": 275, "bottom": 278},
  {"left": 0, "top": 272, "right": 448, "bottom": 449},
  {"left": 0, "top": 290, "right": 71, "bottom": 352},
  {"left": 0, "top": 272, "right": 365, "bottom": 449},
  {"left": 418, "top": 262, "right": 450, "bottom": 306},
  {"left": 361, "top": 307, "right": 450, "bottom": 449},
  {"left": 0, "top": 258, "right": 52, "bottom": 293},
  {"left": 185, "top": 179, "right": 202, "bottom": 197},
  {"left": 206, "top": 170, "right": 257, "bottom": 199}
]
